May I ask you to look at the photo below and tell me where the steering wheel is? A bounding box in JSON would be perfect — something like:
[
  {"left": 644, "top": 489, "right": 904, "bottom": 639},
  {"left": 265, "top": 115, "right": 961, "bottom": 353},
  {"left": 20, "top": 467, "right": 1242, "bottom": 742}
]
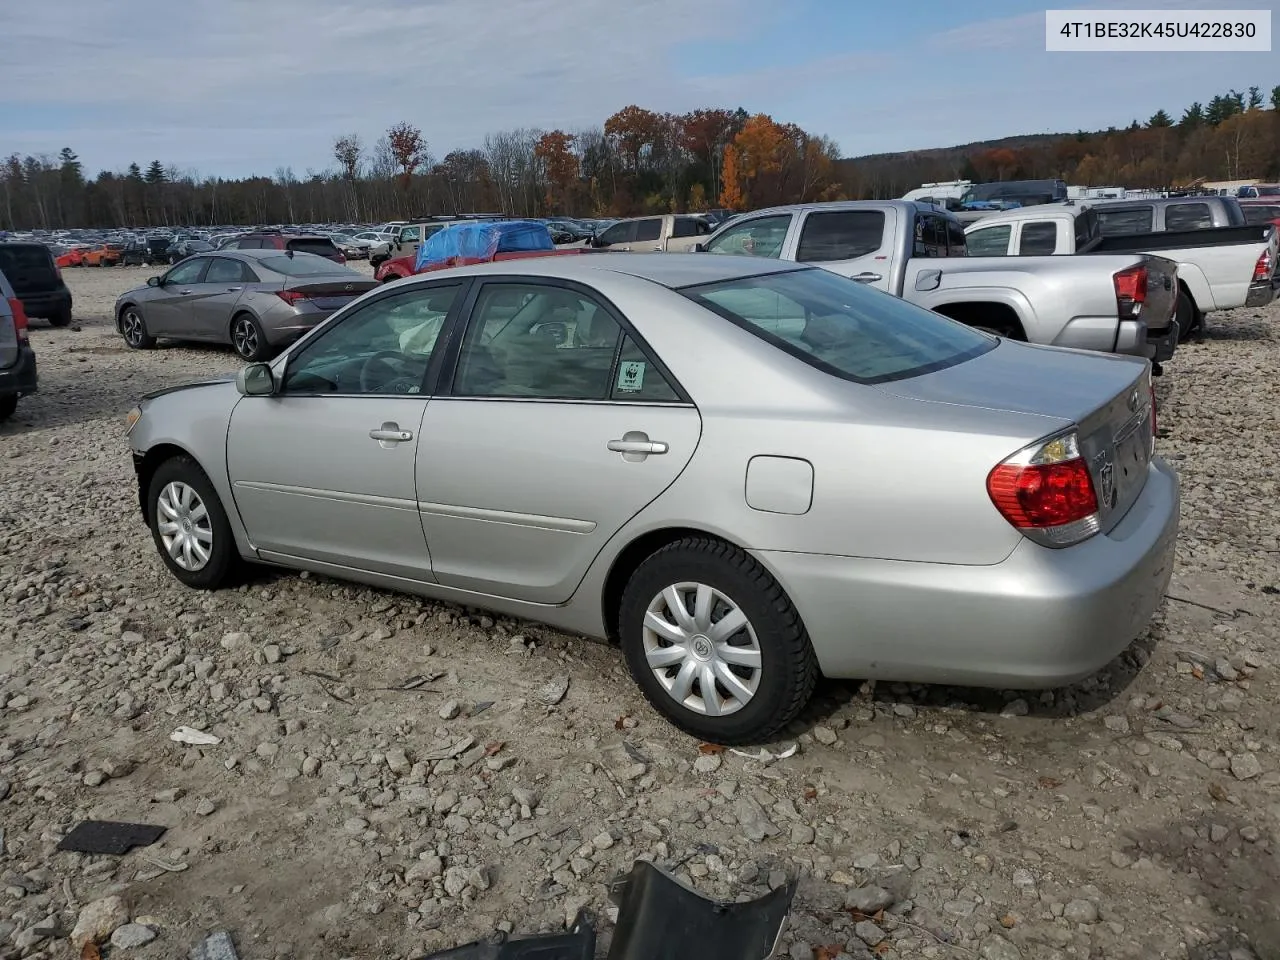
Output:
[{"left": 359, "top": 351, "right": 421, "bottom": 394}]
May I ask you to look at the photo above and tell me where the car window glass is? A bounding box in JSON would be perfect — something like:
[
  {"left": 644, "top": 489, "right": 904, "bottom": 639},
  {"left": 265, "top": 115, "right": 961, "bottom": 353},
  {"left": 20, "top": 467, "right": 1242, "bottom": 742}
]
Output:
[
  {"left": 634, "top": 219, "right": 662, "bottom": 242},
  {"left": 912, "top": 215, "right": 947, "bottom": 258},
  {"left": 288, "top": 238, "right": 339, "bottom": 257},
  {"left": 400, "top": 226, "right": 421, "bottom": 242},
  {"left": 164, "top": 258, "right": 208, "bottom": 284},
  {"left": 1094, "top": 206, "right": 1152, "bottom": 235},
  {"left": 964, "top": 225, "right": 1012, "bottom": 256},
  {"left": 671, "top": 217, "right": 699, "bottom": 239},
  {"left": 1018, "top": 221, "right": 1058, "bottom": 255},
  {"left": 599, "top": 221, "right": 636, "bottom": 245},
  {"left": 611, "top": 334, "right": 679, "bottom": 402},
  {"left": 282, "top": 285, "right": 461, "bottom": 395},
  {"left": 239, "top": 262, "right": 260, "bottom": 283},
  {"left": 453, "top": 284, "right": 623, "bottom": 400},
  {"left": 205, "top": 258, "right": 245, "bottom": 284},
  {"left": 705, "top": 215, "right": 791, "bottom": 257},
  {"left": 797, "top": 211, "right": 885, "bottom": 262},
  {"left": 944, "top": 219, "right": 967, "bottom": 255},
  {"left": 1242, "top": 204, "right": 1280, "bottom": 224},
  {"left": 1165, "top": 203, "right": 1212, "bottom": 231}
]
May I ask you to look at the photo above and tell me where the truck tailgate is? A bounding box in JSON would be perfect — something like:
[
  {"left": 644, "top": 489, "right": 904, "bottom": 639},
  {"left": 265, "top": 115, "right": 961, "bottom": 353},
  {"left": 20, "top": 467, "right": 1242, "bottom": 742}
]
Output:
[{"left": 1136, "top": 255, "right": 1178, "bottom": 333}]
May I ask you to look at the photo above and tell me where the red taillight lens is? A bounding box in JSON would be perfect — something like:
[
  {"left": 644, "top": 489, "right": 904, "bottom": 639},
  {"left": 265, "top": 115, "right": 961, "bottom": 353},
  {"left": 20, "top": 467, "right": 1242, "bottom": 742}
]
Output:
[
  {"left": 987, "top": 431, "right": 1101, "bottom": 546},
  {"left": 7, "top": 297, "right": 28, "bottom": 345},
  {"left": 1253, "top": 249, "right": 1274, "bottom": 283},
  {"left": 274, "top": 290, "right": 308, "bottom": 306},
  {"left": 1113, "top": 264, "right": 1147, "bottom": 319},
  {"left": 336, "top": 253, "right": 347, "bottom": 264}
]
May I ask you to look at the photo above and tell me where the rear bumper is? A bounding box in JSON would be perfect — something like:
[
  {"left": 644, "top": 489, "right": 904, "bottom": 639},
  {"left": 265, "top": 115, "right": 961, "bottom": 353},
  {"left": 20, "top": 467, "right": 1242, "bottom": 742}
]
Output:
[
  {"left": 1113, "top": 319, "right": 1149, "bottom": 357},
  {"left": 1245, "top": 280, "right": 1276, "bottom": 308},
  {"left": 757, "top": 457, "right": 1179, "bottom": 689},
  {"left": 18, "top": 288, "right": 72, "bottom": 320},
  {"left": 0, "top": 347, "right": 39, "bottom": 397}
]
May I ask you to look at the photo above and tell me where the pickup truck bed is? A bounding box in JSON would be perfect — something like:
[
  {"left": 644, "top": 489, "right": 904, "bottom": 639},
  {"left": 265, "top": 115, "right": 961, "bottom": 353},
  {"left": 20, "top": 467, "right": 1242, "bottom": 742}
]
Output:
[{"left": 1089, "top": 225, "right": 1274, "bottom": 255}]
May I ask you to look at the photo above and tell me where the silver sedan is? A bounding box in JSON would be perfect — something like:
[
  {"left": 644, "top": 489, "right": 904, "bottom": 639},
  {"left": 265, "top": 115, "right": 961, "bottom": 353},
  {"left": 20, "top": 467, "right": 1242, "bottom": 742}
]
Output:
[
  {"left": 114, "top": 250, "right": 378, "bottom": 361},
  {"left": 124, "top": 255, "right": 1179, "bottom": 743}
]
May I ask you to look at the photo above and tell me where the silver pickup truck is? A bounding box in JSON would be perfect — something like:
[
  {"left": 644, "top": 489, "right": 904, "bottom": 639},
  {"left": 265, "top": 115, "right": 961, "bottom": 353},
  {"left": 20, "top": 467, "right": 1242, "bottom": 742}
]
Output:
[
  {"left": 964, "top": 203, "right": 1278, "bottom": 340},
  {"left": 697, "top": 200, "right": 1179, "bottom": 362}
]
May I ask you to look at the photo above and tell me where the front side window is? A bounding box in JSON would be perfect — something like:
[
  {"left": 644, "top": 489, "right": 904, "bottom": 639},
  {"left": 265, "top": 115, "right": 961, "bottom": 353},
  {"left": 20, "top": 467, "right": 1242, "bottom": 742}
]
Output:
[
  {"left": 399, "top": 226, "right": 421, "bottom": 243},
  {"left": 1165, "top": 203, "right": 1212, "bottom": 231},
  {"left": 1018, "top": 221, "right": 1059, "bottom": 255},
  {"left": 682, "top": 267, "right": 993, "bottom": 385},
  {"left": 671, "top": 217, "right": 700, "bottom": 239},
  {"left": 634, "top": 219, "right": 662, "bottom": 242},
  {"left": 164, "top": 258, "right": 209, "bottom": 285},
  {"left": 705, "top": 215, "right": 791, "bottom": 258},
  {"left": 597, "top": 221, "right": 635, "bottom": 246},
  {"left": 797, "top": 211, "right": 885, "bottom": 262},
  {"left": 282, "top": 285, "right": 461, "bottom": 395},
  {"left": 964, "top": 225, "right": 1012, "bottom": 257}
]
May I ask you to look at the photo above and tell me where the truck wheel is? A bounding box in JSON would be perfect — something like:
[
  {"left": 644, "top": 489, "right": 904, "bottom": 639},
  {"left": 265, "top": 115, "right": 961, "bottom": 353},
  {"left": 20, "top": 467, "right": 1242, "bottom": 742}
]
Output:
[
  {"left": 1174, "top": 290, "right": 1198, "bottom": 342},
  {"left": 0, "top": 395, "right": 17, "bottom": 422}
]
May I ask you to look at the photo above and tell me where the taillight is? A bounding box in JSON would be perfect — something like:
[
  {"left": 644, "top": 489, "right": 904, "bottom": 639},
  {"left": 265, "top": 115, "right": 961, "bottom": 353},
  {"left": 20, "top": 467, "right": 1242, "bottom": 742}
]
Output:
[
  {"left": 275, "top": 290, "right": 309, "bottom": 306},
  {"left": 1252, "top": 248, "right": 1274, "bottom": 283},
  {"left": 987, "top": 430, "right": 1100, "bottom": 547},
  {"left": 7, "top": 298, "right": 28, "bottom": 345},
  {"left": 336, "top": 253, "right": 347, "bottom": 264},
  {"left": 1113, "top": 264, "right": 1147, "bottom": 320}
]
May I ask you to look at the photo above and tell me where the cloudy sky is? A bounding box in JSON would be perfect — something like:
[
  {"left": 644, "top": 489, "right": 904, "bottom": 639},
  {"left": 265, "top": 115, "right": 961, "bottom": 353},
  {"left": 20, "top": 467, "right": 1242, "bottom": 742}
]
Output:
[{"left": 1, "top": 0, "right": 1274, "bottom": 178}]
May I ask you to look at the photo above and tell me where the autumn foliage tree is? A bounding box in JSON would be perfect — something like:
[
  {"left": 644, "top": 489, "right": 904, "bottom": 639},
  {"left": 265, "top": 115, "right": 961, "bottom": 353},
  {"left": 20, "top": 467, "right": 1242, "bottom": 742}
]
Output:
[
  {"left": 534, "top": 130, "right": 579, "bottom": 213},
  {"left": 386, "top": 122, "right": 427, "bottom": 190}
]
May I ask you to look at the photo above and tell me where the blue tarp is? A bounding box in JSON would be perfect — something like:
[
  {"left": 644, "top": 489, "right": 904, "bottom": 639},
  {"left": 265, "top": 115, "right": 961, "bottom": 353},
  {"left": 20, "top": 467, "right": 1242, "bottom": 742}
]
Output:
[{"left": 414, "top": 220, "right": 554, "bottom": 272}]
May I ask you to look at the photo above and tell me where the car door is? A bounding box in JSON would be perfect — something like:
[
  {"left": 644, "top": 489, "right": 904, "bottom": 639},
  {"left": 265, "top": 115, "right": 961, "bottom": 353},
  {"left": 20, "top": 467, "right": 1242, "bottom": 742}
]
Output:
[
  {"left": 145, "top": 257, "right": 212, "bottom": 337},
  {"left": 416, "top": 279, "right": 701, "bottom": 604},
  {"left": 192, "top": 257, "right": 255, "bottom": 342},
  {"left": 792, "top": 207, "right": 895, "bottom": 292},
  {"left": 225, "top": 282, "right": 466, "bottom": 581}
]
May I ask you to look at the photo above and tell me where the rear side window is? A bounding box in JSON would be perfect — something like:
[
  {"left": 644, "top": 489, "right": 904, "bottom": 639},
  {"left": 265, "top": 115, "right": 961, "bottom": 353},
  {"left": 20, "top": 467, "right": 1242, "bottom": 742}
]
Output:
[
  {"left": 634, "top": 219, "right": 662, "bottom": 242},
  {"left": 964, "top": 225, "right": 1011, "bottom": 256},
  {"left": 1074, "top": 209, "right": 1100, "bottom": 248},
  {"left": 288, "top": 238, "right": 339, "bottom": 257},
  {"left": 1095, "top": 206, "right": 1152, "bottom": 235},
  {"left": 945, "top": 220, "right": 967, "bottom": 256},
  {"left": 671, "top": 217, "right": 701, "bottom": 239},
  {"left": 912, "top": 215, "right": 948, "bottom": 258},
  {"left": 796, "top": 211, "right": 885, "bottom": 262},
  {"left": 1018, "top": 222, "right": 1058, "bottom": 255},
  {"left": 1165, "top": 203, "right": 1212, "bottom": 231}
]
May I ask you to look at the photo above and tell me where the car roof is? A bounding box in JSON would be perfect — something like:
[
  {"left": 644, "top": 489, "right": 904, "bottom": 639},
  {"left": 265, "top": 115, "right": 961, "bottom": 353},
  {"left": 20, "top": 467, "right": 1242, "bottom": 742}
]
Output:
[
  {"left": 964, "top": 204, "right": 1079, "bottom": 227},
  {"left": 403, "top": 252, "right": 805, "bottom": 288}
]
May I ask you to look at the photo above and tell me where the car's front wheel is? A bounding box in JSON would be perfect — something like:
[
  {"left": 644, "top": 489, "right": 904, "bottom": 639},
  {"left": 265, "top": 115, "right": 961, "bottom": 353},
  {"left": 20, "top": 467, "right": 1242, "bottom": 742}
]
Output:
[
  {"left": 120, "top": 306, "right": 155, "bottom": 349},
  {"left": 618, "top": 537, "right": 818, "bottom": 745},
  {"left": 147, "top": 456, "right": 238, "bottom": 589}
]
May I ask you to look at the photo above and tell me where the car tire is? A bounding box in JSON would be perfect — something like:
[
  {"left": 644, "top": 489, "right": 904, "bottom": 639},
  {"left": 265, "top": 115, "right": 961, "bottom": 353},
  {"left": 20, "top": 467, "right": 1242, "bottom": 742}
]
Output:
[
  {"left": 1174, "top": 289, "right": 1198, "bottom": 342},
  {"left": 0, "top": 394, "right": 17, "bottom": 422},
  {"left": 48, "top": 304, "right": 73, "bottom": 328},
  {"left": 147, "top": 456, "right": 239, "bottom": 590},
  {"left": 618, "top": 536, "right": 818, "bottom": 745},
  {"left": 231, "top": 313, "right": 271, "bottom": 361},
  {"left": 120, "top": 306, "right": 156, "bottom": 349}
]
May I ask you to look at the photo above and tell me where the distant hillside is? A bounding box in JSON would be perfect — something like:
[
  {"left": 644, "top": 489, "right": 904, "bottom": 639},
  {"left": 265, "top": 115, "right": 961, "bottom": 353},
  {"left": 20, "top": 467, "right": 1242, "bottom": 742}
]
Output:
[{"left": 844, "top": 132, "right": 1071, "bottom": 165}]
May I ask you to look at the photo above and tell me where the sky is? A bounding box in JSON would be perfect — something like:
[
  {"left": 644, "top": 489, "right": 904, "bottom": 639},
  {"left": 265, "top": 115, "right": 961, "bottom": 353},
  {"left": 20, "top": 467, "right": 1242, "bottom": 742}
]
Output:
[{"left": 1, "top": 0, "right": 1275, "bottom": 178}]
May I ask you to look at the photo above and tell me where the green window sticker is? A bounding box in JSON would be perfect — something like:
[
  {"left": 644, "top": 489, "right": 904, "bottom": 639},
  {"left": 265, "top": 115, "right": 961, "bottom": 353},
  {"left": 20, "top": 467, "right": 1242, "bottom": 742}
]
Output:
[{"left": 617, "top": 360, "right": 646, "bottom": 393}]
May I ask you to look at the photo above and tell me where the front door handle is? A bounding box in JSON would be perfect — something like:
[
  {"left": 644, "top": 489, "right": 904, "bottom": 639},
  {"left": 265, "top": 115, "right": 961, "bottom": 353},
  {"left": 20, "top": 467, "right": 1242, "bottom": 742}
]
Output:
[
  {"left": 851, "top": 272, "right": 882, "bottom": 283},
  {"left": 608, "top": 432, "right": 668, "bottom": 461},
  {"left": 370, "top": 422, "right": 413, "bottom": 446},
  {"left": 225, "top": 286, "right": 243, "bottom": 292}
]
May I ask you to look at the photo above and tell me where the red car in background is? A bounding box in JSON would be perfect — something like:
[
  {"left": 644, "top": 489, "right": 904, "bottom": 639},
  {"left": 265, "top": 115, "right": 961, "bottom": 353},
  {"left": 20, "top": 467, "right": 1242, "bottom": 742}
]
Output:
[{"left": 54, "top": 245, "right": 87, "bottom": 268}]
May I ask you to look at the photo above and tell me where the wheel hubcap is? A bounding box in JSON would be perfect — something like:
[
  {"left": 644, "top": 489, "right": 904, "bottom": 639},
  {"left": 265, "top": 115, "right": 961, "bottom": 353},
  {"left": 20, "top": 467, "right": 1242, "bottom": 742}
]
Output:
[
  {"left": 642, "top": 582, "right": 761, "bottom": 717},
  {"left": 124, "top": 312, "right": 142, "bottom": 344},
  {"left": 234, "top": 320, "right": 258, "bottom": 357},
  {"left": 156, "top": 481, "right": 213, "bottom": 571}
]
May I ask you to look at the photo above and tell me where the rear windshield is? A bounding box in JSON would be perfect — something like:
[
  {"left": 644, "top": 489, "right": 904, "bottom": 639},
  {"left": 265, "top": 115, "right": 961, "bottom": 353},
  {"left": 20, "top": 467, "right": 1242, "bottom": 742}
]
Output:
[
  {"left": 0, "top": 245, "right": 55, "bottom": 273},
  {"left": 681, "top": 267, "right": 993, "bottom": 385},
  {"left": 1242, "top": 205, "right": 1280, "bottom": 224},
  {"left": 260, "top": 254, "right": 354, "bottom": 277},
  {"left": 287, "top": 238, "right": 339, "bottom": 257}
]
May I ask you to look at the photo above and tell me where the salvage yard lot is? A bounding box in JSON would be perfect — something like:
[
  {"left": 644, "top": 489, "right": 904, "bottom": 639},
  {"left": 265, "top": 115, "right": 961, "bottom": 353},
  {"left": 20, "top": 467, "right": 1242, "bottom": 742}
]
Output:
[{"left": 1, "top": 265, "right": 1279, "bottom": 960}]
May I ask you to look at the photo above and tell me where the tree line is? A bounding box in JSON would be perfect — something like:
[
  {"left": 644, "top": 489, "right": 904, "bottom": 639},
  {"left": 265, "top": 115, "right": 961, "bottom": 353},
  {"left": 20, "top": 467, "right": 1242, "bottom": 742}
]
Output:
[
  {"left": 0, "top": 107, "right": 841, "bottom": 230},
  {"left": 844, "top": 82, "right": 1280, "bottom": 200},
  {"left": 2, "top": 82, "right": 1278, "bottom": 231}
]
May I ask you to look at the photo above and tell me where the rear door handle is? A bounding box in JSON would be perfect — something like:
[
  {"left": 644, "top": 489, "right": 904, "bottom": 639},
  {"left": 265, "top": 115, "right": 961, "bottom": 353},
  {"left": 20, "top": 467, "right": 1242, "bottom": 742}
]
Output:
[
  {"left": 851, "top": 272, "right": 882, "bottom": 283},
  {"left": 608, "top": 436, "right": 668, "bottom": 455},
  {"left": 226, "top": 286, "right": 243, "bottom": 292},
  {"left": 370, "top": 422, "right": 413, "bottom": 445}
]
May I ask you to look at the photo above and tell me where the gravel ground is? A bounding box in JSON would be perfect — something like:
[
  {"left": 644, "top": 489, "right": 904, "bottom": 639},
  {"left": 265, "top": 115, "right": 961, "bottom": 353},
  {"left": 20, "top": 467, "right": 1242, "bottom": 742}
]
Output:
[{"left": 1, "top": 264, "right": 1278, "bottom": 960}]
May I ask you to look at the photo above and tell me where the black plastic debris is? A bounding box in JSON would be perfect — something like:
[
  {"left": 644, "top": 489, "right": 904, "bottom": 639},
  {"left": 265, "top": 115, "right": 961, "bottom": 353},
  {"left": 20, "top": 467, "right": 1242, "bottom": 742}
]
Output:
[
  {"left": 606, "top": 860, "right": 796, "bottom": 960},
  {"left": 57, "top": 820, "right": 166, "bottom": 855},
  {"left": 417, "top": 910, "right": 595, "bottom": 959}
]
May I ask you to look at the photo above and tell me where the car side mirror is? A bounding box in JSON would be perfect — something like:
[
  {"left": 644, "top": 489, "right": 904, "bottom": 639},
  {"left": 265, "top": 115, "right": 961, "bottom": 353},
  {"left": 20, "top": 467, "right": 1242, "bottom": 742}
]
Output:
[
  {"left": 236, "top": 362, "right": 276, "bottom": 397},
  {"left": 693, "top": 242, "right": 707, "bottom": 253},
  {"left": 147, "top": 276, "right": 162, "bottom": 287}
]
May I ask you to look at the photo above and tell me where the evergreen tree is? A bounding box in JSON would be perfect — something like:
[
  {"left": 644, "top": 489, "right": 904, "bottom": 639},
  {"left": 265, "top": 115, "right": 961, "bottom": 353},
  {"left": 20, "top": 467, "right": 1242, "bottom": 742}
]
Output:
[{"left": 1147, "top": 109, "right": 1173, "bottom": 128}]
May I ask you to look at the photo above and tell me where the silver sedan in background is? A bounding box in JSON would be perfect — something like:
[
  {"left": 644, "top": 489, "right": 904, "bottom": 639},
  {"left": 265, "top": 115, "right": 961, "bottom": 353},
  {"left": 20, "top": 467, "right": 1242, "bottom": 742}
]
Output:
[
  {"left": 114, "top": 250, "right": 378, "bottom": 360},
  {"left": 125, "top": 255, "right": 1179, "bottom": 744}
]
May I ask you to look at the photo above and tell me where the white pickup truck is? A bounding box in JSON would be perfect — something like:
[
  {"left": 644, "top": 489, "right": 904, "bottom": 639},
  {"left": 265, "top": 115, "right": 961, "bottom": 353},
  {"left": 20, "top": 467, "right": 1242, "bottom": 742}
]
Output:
[
  {"left": 964, "top": 203, "right": 1278, "bottom": 339},
  {"left": 696, "top": 200, "right": 1180, "bottom": 363}
]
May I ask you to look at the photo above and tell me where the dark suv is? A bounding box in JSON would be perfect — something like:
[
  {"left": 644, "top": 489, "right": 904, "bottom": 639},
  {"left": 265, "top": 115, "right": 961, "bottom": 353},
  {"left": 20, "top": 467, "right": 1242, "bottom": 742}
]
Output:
[
  {"left": 0, "top": 242, "right": 73, "bottom": 327},
  {"left": 0, "top": 267, "right": 38, "bottom": 421},
  {"left": 227, "top": 232, "right": 346, "bottom": 264}
]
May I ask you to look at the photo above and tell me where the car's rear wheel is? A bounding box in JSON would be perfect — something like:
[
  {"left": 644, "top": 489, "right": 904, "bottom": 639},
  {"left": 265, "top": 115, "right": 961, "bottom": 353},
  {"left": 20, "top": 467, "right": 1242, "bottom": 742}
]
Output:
[
  {"left": 120, "top": 307, "right": 155, "bottom": 349},
  {"left": 0, "top": 395, "right": 17, "bottom": 422},
  {"left": 48, "top": 304, "right": 73, "bottom": 328},
  {"left": 231, "top": 313, "right": 271, "bottom": 361},
  {"left": 1174, "top": 289, "right": 1198, "bottom": 342},
  {"left": 147, "top": 457, "right": 238, "bottom": 589},
  {"left": 618, "top": 537, "right": 818, "bottom": 744}
]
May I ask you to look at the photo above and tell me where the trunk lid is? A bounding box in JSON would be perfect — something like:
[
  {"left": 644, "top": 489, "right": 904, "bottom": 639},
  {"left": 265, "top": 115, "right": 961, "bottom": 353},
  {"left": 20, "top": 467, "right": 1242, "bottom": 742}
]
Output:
[
  {"left": 285, "top": 279, "right": 379, "bottom": 312},
  {"left": 878, "top": 340, "right": 1154, "bottom": 532}
]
